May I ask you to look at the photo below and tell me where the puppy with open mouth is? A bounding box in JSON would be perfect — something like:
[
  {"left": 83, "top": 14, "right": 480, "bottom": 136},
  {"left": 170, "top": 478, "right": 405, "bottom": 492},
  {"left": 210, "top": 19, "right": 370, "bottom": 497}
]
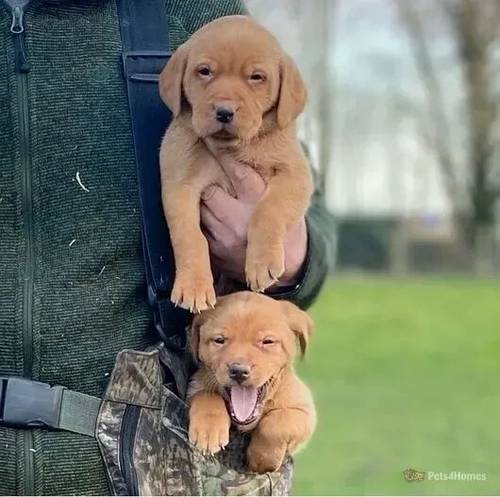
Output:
[
  {"left": 159, "top": 15, "right": 313, "bottom": 312},
  {"left": 187, "top": 291, "right": 316, "bottom": 473}
]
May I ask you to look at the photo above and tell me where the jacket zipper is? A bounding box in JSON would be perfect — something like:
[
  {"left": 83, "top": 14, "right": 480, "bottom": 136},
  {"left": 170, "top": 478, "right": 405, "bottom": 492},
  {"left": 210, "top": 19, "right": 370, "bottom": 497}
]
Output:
[
  {"left": 10, "top": 5, "right": 35, "bottom": 495},
  {"left": 120, "top": 405, "right": 140, "bottom": 496}
]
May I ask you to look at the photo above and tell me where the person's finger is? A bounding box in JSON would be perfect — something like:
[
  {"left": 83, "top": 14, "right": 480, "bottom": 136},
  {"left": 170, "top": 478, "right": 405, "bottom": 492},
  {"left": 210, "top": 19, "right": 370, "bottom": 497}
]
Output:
[
  {"left": 200, "top": 204, "right": 227, "bottom": 239},
  {"left": 203, "top": 232, "right": 227, "bottom": 261},
  {"left": 206, "top": 143, "right": 266, "bottom": 202},
  {"left": 225, "top": 162, "right": 266, "bottom": 203},
  {"left": 201, "top": 184, "right": 240, "bottom": 220}
]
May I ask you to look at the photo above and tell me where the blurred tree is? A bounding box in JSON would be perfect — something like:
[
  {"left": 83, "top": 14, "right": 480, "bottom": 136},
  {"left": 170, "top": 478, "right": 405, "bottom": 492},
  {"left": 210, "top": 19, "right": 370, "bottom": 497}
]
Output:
[
  {"left": 316, "top": 0, "right": 336, "bottom": 196},
  {"left": 397, "top": 0, "right": 500, "bottom": 255}
]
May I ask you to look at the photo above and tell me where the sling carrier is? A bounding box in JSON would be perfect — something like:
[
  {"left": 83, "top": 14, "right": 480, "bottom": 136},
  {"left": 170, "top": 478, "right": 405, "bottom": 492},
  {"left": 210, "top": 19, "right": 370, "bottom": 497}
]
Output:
[{"left": 117, "top": 0, "right": 189, "bottom": 351}]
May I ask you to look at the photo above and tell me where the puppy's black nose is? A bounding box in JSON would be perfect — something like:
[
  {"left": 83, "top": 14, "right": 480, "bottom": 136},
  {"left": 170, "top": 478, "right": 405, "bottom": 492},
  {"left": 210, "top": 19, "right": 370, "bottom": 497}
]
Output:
[
  {"left": 228, "top": 363, "right": 250, "bottom": 383},
  {"left": 216, "top": 107, "right": 234, "bottom": 124}
]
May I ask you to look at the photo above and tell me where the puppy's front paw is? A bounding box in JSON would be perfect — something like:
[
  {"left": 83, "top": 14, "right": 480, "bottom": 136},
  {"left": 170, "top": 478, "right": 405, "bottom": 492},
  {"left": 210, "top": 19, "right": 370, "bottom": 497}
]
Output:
[
  {"left": 189, "top": 413, "right": 230, "bottom": 455},
  {"left": 247, "top": 441, "right": 287, "bottom": 473},
  {"left": 171, "top": 270, "right": 216, "bottom": 313},
  {"left": 245, "top": 245, "right": 285, "bottom": 292}
]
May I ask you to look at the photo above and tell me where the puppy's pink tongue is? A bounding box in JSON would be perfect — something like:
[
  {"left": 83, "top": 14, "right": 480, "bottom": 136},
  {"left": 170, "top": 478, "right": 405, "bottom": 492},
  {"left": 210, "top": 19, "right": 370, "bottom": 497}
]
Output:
[{"left": 230, "top": 385, "right": 258, "bottom": 422}]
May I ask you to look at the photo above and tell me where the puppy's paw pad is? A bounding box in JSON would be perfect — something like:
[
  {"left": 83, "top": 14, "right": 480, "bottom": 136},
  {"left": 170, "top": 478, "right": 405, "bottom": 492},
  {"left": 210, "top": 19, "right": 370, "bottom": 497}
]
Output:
[
  {"left": 245, "top": 250, "right": 285, "bottom": 292},
  {"left": 189, "top": 420, "right": 229, "bottom": 455},
  {"left": 171, "top": 272, "right": 216, "bottom": 313}
]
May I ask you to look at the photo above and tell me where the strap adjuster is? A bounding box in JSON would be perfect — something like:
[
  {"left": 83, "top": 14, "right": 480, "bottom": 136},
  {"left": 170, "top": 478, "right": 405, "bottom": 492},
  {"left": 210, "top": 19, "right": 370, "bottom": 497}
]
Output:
[{"left": 0, "top": 377, "right": 64, "bottom": 429}]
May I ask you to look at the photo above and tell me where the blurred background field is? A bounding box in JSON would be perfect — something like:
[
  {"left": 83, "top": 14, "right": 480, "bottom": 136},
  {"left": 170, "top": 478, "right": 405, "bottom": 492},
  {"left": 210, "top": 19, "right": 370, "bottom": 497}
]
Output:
[
  {"left": 244, "top": 0, "right": 500, "bottom": 494},
  {"left": 294, "top": 277, "right": 500, "bottom": 495}
]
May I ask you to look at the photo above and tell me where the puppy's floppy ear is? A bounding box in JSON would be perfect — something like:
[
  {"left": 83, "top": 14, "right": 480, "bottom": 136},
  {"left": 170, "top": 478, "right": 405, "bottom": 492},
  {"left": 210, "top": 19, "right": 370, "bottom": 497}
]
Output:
[
  {"left": 159, "top": 44, "right": 188, "bottom": 116},
  {"left": 189, "top": 311, "right": 207, "bottom": 364},
  {"left": 277, "top": 54, "right": 307, "bottom": 129},
  {"left": 280, "top": 301, "right": 314, "bottom": 357}
]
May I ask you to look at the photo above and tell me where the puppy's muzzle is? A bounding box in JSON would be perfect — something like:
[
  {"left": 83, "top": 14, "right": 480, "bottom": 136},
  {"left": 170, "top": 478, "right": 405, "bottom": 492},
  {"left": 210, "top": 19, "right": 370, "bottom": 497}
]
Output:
[
  {"left": 215, "top": 107, "right": 234, "bottom": 124},
  {"left": 228, "top": 362, "right": 250, "bottom": 384}
]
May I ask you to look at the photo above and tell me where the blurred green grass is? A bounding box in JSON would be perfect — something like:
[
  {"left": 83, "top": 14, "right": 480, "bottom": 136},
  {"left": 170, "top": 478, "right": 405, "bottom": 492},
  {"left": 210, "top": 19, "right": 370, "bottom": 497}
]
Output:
[{"left": 293, "top": 276, "right": 500, "bottom": 495}]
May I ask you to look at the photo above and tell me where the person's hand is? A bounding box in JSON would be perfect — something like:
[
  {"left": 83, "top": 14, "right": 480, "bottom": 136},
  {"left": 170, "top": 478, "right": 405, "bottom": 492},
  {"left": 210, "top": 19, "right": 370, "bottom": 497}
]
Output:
[{"left": 200, "top": 153, "right": 308, "bottom": 289}]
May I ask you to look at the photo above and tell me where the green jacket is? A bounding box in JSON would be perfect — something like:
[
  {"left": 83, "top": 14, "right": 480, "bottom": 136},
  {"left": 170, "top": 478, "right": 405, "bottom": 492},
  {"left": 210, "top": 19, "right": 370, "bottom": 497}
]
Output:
[{"left": 0, "top": 0, "right": 335, "bottom": 494}]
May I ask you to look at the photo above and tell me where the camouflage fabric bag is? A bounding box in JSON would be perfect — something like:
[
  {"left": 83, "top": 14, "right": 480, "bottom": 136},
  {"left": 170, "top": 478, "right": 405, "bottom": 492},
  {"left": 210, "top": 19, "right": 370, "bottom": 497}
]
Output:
[{"left": 96, "top": 343, "right": 293, "bottom": 496}]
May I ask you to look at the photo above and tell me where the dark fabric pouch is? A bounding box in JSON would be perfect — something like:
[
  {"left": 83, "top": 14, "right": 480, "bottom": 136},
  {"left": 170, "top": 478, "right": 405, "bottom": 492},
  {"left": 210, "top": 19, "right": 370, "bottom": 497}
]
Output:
[{"left": 95, "top": 344, "right": 293, "bottom": 496}]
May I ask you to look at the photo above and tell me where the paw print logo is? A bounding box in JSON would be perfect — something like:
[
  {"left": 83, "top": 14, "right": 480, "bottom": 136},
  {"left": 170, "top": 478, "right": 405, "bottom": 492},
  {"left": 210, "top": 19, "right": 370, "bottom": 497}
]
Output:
[{"left": 403, "top": 468, "right": 426, "bottom": 482}]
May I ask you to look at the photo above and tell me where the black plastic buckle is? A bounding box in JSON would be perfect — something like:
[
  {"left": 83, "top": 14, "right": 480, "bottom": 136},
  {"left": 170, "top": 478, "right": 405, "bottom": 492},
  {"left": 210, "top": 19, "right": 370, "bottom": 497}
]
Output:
[{"left": 0, "top": 377, "right": 64, "bottom": 429}]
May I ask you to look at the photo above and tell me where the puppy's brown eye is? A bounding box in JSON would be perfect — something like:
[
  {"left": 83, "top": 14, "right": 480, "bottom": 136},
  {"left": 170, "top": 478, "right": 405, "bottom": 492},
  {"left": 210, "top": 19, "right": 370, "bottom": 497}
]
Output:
[
  {"left": 262, "top": 337, "right": 275, "bottom": 345},
  {"left": 197, "top": 66, "right": 212, "bottom": 78},
  {"left": 213, "top": 335, "right": 226, "bottom": 345},
  {"left": 249, "top": 72, "right": 265, "bottom": 82}
]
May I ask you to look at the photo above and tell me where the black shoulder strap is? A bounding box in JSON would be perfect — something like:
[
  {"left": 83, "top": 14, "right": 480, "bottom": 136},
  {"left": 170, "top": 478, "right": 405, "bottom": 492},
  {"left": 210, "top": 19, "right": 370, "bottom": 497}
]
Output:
[{"left": 117, "top": 0, "right": 189, "bottom": 350}]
